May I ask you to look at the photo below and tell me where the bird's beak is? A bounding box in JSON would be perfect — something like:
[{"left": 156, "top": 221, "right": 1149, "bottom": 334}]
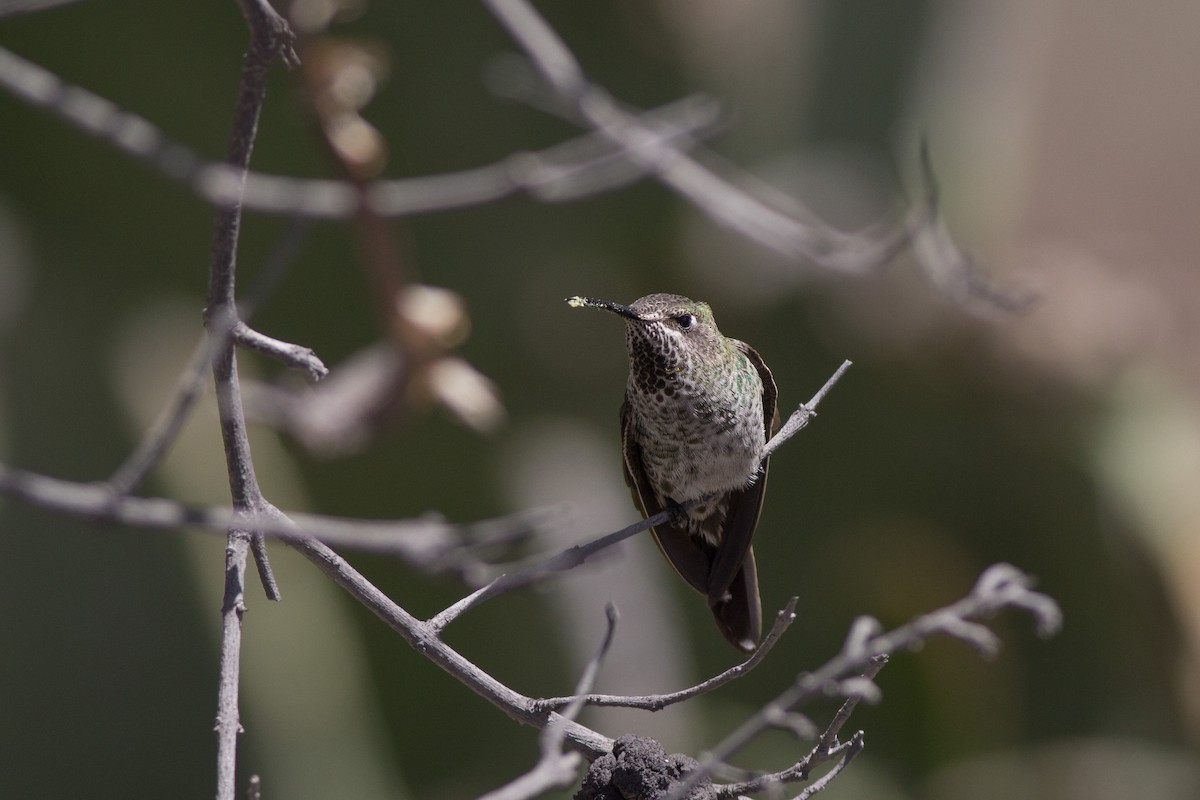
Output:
[{"left": 565, "top": 296, "right": 640, "bottom": 320}]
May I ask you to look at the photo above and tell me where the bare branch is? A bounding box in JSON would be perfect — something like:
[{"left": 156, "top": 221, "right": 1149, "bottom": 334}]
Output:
[
  {"left": 482, "top": 0, "right": 911, "bottom": 274},
  {"left": 721, "top": 656, "right": 888, "bottom": 798},
  {"left": 428, "top": 509, "right": 669, "bottom": 633},
  {"left": 235, "top": 0, "right": 299, "bottom": 69},
  {"left": 0, "top": 462, "right": 546, "bottom": 574},
  {"left": 762, "top": 360, "right": 853, "bottom": 461},
  {"left": 483, "top": 0, "right": 587, "bottom": 98},
  {"left": 479, "top": 605, "right": 620, "bottom": 800},
  {"left": 0, "top": 12, "right": 1022, "bottom": 308},
  {"left": 533, "top": 598, "right": 799, "bottom": 713},
  {"left": 288, "top": 534, "right": 615, "bottom": 758},
  {"left": 793, "top": 732, "right": 864, "bottom": 800},
  {"left": 667, "top": 564, "right": 1061, "bottom": 799},
  {"left": 205, "top": 6, "right": 297, "bottom": 795},
  {"left": 248, "top": 533, "right": 280, "bottom": 601},
  {"left": 213, "top": 527, "right": 252, "bottom": 800},
  {"left": 103, "top": 333, "right": 213, "bottom": 496},
  {"left": 485, "top": 0, "right": 1036, "bottom": 313},
  {"left": 0, "top": 45, "right": 723, "bottom": 218},
  {"left": 232, "top": 321, "right": 328, "bottom": 380}
]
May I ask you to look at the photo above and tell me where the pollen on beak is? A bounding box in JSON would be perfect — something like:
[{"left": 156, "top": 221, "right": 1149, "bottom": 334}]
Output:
[{"left": 565, "top": 296, "right": 640, "bottom": 320}]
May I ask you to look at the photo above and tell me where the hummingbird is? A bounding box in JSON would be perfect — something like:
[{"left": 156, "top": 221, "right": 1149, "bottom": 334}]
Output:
[{"left": 567, "top": 293, "right": 778, "bottom": 652}]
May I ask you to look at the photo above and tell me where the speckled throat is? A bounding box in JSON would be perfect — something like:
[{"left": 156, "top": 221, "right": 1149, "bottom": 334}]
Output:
[{"left": 620, "top": 294, "right": 767, "bottom": 544}]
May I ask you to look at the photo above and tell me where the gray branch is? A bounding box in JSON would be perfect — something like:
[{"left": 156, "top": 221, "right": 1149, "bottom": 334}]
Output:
[
  {"left": 0, "top": 44, "right": 723, "bottom": 218},
  {"left": 0, "top": 4, "right": 1058, "bottom": 796},
  {"left": 206, "top": 3, "right": 296, "bottom": 797},
  {"left": 719, "top": 655, "right": 888, "bottom": 798},
  {"left": 0, "top": 463, "right": 546, "bottom": 574},
  {"left": 532, "top": 598, "right": 799, "bottom": 713},
  {"left": 288, "top": 534, "right": 615, "bottom": 758},
  {"left": 482, "top": 0, "right": 913, "bottom": 274},
  {"left": 668, "top": 563, "right": 1062, "bottom": 799},
  {"left": 478, "top": 605, "right": 619, "bottom": 800},
  {"left": 763, "top": 360, "right": 853, "bottom": 460},
  {"left": 232, "top": 321, "right": 328, "bottom": 380}
]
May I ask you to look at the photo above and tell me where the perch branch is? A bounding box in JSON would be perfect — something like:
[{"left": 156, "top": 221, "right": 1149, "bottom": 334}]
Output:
[
  {"left": 429, "top": 509, "right": 669, "bottom": 633},
  {"left": 431, "top": 359, "right": 850, "bottom": 633},
  {"left": 763, "top": 359, "right": 852, "bottom": 460},
  {"left": 792, "top": 733, "right": 864, "bottom": 800},
  {"left": 0, "top": 447, "right": 1061, "bottom": 797}
]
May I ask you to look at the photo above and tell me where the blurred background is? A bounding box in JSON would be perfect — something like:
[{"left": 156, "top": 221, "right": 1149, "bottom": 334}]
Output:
[{"left": 2, "top": 0, "right": 1200, "bottom": 797}]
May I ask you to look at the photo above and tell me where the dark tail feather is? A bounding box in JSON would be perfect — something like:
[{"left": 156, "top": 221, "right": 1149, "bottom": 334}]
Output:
[{"left": 709, "top": 549, "right": 762, "bottom": 653}]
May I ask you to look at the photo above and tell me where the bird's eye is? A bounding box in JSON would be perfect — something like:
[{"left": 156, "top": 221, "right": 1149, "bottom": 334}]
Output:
[{"left": 675, "top": 314, "right": 696, "bottom": 329}]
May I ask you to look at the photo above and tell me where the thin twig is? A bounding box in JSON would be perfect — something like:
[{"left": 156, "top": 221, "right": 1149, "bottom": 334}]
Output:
[
  {"left": 0, "top": 462, "right": 547, "bottom": 573},
  {"left": 762, "top": 360, "right": 852, "bottom": 460},
  {"left": 482, "top": 0, "right": 912, "bottom": 273},
  {"left": 102, "top": 219, "right": 312, "bottom": 497},
  {"left": 479, "top": 605, "right": 620, "bottom": 800},
  {"left": 233, "top": 322, "right": 328, "bottom": 379},
  {"left": 793, "top": 733, "right": 864, "bottom": 800},
  {"left": 533, "top": 598, "right": 799, "bottom": 713},
  {"left": 103, "top": 333, "right": 213, "bottom": 496},
  {"left": 428, "top": 509, "right": 670, "bottom": 633},
  {"left": 214, "top": 527, "right": 252, "bottom": 800},
  {"left": 815, "top": 656, "right": 888, "bottom": 754},
  {"left": 719, "top": 655, "right": 888, "bottom": 798}
]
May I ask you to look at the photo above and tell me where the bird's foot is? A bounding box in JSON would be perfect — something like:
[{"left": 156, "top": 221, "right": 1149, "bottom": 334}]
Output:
[{"left": 665, "top": 498, "right": 688, "bottom": 527}]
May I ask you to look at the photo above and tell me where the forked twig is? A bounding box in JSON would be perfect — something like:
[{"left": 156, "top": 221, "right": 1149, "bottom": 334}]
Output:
[
  {"left": 667, "top": 564, "right": 1061, "bottom": 799},
  {"left": 480, "top": 605, "right": 620, "bottom": 800},
  {"left": 207, "top": 3, "right": 296, "bottom": 797}
]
